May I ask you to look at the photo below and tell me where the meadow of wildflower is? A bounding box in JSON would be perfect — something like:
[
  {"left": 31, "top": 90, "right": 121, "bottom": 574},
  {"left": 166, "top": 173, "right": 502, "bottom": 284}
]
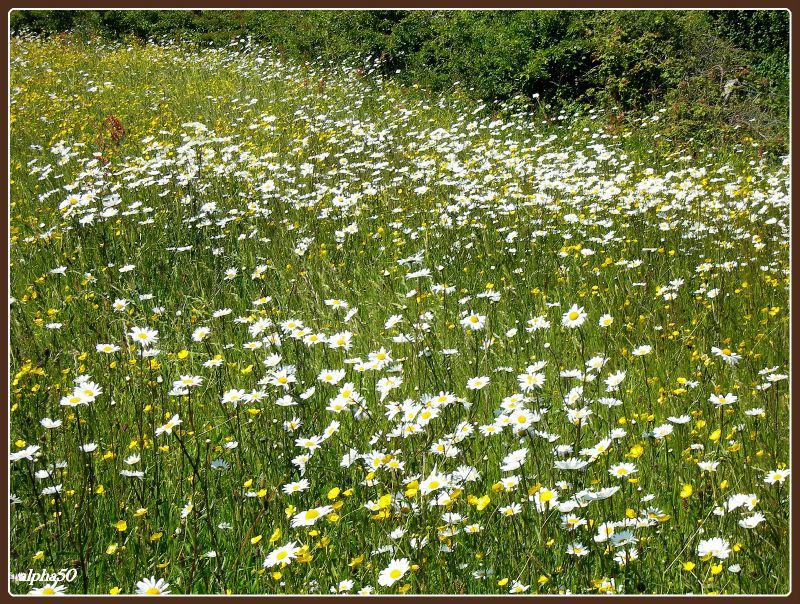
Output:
[{"left": 8, "top": 33, "right": 790, "bottom": 595}]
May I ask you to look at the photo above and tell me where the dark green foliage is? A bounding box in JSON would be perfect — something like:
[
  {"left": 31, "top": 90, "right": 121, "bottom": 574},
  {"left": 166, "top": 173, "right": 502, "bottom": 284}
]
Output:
[{"left": 9, "top": 9, "right": 789, "bottom": 152}]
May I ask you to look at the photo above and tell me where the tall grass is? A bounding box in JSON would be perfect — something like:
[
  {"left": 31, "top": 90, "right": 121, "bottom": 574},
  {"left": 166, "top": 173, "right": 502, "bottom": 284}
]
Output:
[{"left": 9, "top": 35, "right": 789, "bottom": 595}]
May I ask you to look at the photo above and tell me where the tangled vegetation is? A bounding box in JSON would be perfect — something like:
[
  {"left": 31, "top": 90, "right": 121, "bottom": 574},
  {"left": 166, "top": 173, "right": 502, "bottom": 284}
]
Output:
[
  {"left": 9, "top": 29, "right": 789, "bottom": 595},
  {"left": 10, "top": 10, "right": 790, "bottom": 152}
]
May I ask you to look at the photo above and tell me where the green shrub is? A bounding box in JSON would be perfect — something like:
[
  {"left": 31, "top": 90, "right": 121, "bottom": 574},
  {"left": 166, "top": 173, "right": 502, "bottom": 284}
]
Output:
[{"left": 9, "top": 9, "right": 788, "bottom": 152}]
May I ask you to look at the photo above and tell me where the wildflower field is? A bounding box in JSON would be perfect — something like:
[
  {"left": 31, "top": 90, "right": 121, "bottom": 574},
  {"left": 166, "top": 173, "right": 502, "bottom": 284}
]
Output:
[{"left": 8, "top": 35, "right": 790, "bottom": 595}]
